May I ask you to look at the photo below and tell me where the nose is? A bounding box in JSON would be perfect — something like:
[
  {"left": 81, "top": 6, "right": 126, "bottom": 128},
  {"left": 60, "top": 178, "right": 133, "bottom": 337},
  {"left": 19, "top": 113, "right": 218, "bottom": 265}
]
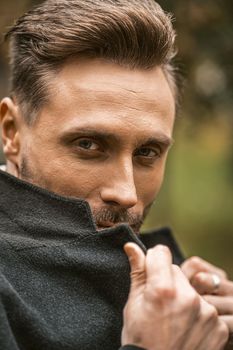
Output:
[{"left": 100, "top": 160, "right": 138, "bottom": 209}]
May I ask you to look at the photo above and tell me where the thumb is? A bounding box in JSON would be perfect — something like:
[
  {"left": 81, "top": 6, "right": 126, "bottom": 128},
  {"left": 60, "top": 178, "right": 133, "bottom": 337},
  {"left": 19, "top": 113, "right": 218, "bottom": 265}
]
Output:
[{"left": 124, "top": 242, "right": 146, "bottom": 292}]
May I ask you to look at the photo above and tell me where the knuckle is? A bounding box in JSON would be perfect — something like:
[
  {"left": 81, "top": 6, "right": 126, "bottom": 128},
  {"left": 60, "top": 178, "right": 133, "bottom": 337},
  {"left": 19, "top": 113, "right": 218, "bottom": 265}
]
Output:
[
  {"left": 215, "top": 321, "right": 229, "bottom": 348},
  {"left": 155, "top": 285, "right": 176, "bottom": 299},
  {"left": 209, "top": 307, "right": 218, "bottom": 321},
  {"left": 195, "top": 271, "right": 205, "bottom": 282},
  {"left": 145, "top": 284, "right": 176, "bottom": 302},
  {"left": 203, "top": 304, "right": 218, "bottom": 322},
  {"left": 218, "top": 322, "right": 229, "bottom": 341},
  {"left": 189, "top": 256, "right": 203, "bottom": 269},
  {"left": 191, "top": 293, "right": 201, "bottom": 310},
  {"left": 183, "top": 292, "right": 200, "bottom": 312}
]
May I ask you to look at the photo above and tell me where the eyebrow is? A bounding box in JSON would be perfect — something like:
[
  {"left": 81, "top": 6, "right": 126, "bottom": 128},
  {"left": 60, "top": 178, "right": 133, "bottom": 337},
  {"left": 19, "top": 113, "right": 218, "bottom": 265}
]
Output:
[
  {"left": 60, "top": 127, "right": 174, "bottom": 149},
  {"left": 139, "top": 136, "right": 174, "bottom": 149}
]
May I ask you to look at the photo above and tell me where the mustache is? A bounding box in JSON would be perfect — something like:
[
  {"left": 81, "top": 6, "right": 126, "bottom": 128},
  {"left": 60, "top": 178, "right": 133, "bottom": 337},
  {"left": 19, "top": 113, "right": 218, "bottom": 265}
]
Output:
[{"left": 92, "top": 207, "right": 144, "bottom": 232}]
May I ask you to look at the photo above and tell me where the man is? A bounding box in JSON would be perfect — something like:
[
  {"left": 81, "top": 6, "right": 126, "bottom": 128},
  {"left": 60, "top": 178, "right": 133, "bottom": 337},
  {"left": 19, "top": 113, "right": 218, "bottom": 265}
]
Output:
[{"left": 0, "top": 0, "right": 232, "bottom": 349}]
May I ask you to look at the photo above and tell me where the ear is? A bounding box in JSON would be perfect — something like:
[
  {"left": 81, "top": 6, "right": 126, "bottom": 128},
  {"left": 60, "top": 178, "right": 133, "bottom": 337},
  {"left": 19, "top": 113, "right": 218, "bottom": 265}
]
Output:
[{"left": 0, "top": 97, "right": 21, "bottom": 168}]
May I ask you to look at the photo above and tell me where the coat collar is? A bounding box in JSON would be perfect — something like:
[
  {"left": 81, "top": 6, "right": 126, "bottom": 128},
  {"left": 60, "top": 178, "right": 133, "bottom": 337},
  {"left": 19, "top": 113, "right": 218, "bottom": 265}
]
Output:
[
  {"left": 0, "top": 169, "right": 184, "bottom": 263},
  {"left": 0, "top": 169, "right": 146, "bottom": 250}
]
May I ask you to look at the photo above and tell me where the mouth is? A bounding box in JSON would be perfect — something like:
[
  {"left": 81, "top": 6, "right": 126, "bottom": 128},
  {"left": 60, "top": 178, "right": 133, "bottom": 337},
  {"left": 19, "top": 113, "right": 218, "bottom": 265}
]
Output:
[
  {"left": 96, "top": 221, "right": 139, "bottom": 234},
  {"left": 96, "top": 221, "right": 118, "bottom": 230}
]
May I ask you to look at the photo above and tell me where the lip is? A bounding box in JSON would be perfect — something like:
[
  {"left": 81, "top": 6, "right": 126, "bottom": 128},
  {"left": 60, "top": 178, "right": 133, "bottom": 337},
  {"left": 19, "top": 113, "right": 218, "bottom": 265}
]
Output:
[
  {"left": 96, "top": 221, "right": 140, "bottom": 234},
  {"left": 96, "top": 221, "right": 116, "bottom": 230},
  {"left": 96, "top": 221, "right": 138, "bottom": 232}
]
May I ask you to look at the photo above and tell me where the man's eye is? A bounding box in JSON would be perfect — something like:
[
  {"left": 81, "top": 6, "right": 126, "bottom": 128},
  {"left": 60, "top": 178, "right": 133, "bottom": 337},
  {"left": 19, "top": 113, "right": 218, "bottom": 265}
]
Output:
[
  {"left": 135, "top": 147, "right": 160, "bottom": 158},
  {"left": 76, "top": 139, "right": 100, "bottom": 151}
]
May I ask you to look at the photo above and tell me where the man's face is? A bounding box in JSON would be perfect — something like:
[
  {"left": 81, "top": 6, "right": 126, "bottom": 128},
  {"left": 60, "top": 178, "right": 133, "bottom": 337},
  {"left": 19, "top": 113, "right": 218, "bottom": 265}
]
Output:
[{"left": 8, "top": 58, "right": 176, "bottom": 233}]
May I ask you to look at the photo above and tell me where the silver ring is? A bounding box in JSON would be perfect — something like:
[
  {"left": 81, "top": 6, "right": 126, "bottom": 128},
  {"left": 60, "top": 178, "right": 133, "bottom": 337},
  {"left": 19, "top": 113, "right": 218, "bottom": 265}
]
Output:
[{"left": 212, "top": 274, "right": 221, "bottom": 292}]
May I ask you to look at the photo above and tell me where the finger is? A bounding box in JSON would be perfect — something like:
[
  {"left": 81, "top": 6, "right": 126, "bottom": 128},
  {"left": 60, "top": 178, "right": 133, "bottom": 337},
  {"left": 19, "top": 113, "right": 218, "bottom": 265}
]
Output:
[
  {"left": 219, "top": 316, "right": 233, "bottom": 333},
  {"left": 204, "top": 295, "right": 233, "bottom": 315},
  {"left": 191, "top": 272, "right": 233, "bottom": 296},
  {"left": 145, "top": 245, "right": 173, "bottom": 295},
  {"left": 181, "top": 256, "right": 227, "bottom": 280},
  {"left": 196, "top": 299, "right": 228, "bottom": 350},
  {"left": 124, "top": 242, "right": 146, "bottom": 293}
]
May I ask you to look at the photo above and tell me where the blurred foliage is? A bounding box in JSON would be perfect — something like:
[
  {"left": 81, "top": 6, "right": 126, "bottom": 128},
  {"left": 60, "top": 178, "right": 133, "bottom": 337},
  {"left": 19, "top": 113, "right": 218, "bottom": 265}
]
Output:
[
  {"left": 144, "top": 0, "right": 233, "bottom": 278},
  {"left": 0, "top": 1, "right": 232, "bottom": 277}
]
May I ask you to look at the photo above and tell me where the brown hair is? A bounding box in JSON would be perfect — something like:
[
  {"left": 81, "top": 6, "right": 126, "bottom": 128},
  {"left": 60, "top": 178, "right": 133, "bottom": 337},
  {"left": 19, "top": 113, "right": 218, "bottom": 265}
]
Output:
[{"left": 6, "top": 0, "right": 179, "bottom": 124}]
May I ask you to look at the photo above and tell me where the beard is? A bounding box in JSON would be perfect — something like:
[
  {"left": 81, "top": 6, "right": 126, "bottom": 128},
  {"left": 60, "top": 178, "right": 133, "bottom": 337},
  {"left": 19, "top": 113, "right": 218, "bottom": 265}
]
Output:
[
  {"left": 92, "top": 204, "right": 152, "bottom": 235},
  {"left": 19, "top": 156, "right": 40, "bottom": 183}
]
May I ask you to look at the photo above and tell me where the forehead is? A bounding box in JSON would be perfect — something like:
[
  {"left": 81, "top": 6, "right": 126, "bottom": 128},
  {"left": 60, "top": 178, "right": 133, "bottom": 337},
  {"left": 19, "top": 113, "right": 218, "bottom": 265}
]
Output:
[{"left": 39, "top": 58, "right": 175, "bottom": 139}]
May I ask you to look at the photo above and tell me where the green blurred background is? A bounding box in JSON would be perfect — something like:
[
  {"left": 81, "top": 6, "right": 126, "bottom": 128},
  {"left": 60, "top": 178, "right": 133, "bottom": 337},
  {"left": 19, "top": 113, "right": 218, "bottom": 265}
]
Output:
[{"left": 0, "top": 1, "right": 232, "bottom": 277}]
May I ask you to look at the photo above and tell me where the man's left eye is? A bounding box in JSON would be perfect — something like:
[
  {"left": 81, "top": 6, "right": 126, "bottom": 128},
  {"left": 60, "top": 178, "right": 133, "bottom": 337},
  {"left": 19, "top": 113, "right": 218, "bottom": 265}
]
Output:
[
  {"left": 135, "top": 147, "right": 160, "bottom": 158},
  {"left": 77, "top": 139, "right": 100, "bottom": 150}
]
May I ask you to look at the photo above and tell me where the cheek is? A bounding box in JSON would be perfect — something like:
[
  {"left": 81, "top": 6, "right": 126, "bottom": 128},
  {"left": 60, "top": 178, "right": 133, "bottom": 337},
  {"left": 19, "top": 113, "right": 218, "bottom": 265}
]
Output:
[
  {"left": 45, "top": 164, "right": 103, "bottom": 198},
  {"left": 22, "top": 147, "right": 103, "bottom": 198},
  {"left": 135, "top": 165, "right": 166, "bottom": 204}
]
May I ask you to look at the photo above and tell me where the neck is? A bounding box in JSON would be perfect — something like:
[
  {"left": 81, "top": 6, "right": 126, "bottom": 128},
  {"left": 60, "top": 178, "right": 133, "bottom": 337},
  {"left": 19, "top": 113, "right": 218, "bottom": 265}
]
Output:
[{"left": 4, "top": 160, "right": 18, "bottom": 177}]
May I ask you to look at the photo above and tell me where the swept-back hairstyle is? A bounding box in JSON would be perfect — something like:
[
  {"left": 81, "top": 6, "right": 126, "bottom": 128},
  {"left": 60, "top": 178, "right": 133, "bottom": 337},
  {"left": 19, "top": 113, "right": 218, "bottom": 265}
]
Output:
[{"left": 6, "top": 0, "right": 178, "bottom": 124}]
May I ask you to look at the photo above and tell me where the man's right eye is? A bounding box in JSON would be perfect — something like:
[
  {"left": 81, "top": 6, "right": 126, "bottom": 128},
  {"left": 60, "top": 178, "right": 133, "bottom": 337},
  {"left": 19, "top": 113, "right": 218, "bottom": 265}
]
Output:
[{"left": 76, "top": 138, "right": 100, "bottom": 151}]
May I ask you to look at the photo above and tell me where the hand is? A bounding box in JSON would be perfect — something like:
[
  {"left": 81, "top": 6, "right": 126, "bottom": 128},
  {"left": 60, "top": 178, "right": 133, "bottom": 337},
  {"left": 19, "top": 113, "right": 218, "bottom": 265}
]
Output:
[
  {"left": 181, "top": 256, "right": 233, "bottom": 335},
  {"left": 122, "top": 244, "right": 228, "bottom": 350}
]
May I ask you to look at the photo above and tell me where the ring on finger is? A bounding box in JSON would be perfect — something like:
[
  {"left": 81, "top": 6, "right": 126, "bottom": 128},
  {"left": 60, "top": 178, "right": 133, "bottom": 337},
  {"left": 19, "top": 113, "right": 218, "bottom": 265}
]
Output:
[{"left": 212, "top": 273, "right": 221, "bottom": 293}]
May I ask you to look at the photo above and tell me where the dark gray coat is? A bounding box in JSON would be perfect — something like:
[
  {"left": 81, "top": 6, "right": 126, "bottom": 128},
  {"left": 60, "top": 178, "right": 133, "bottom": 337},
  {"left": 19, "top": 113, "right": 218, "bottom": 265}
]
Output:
[{"left": 0, "top": 170, "right": 183, "bottom": 350}]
